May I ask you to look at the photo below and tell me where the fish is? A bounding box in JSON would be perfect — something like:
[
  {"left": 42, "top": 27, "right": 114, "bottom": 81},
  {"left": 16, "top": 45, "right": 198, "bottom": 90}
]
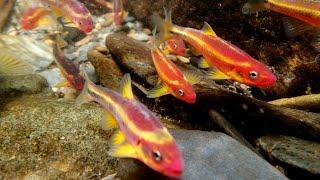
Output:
[
  {"left": 162, "top": 35, "right": 186, "bottom": 56},
  {"left": 20, "top": 7, "right": 55, "bottom": 30},
  {"left": 0, "top": 49, "right": 33, "bottom": 76},
  {"left": 39, "top": 0, "right": 93, "bottom": 33},
  {"left": 153, "top": 10, "right": 277, "bottom": 88},
  {"left": 243, "top": 0, "right": 320, "bottom": 29},
  {"left": 148, "top": 35, "right": 200, "bottom": 103},
  {"left": 76, "top": 73, "right": 184, "bottom": 178},
  {"left": 52, "top": 43, "right": 84, "bottom": 91},
  {"left": 112, "top": 0, "right": 124, "bottom": 26}
]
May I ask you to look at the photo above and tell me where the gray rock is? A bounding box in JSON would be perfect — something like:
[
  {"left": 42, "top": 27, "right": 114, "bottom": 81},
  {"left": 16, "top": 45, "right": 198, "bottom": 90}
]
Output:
[
  {"left": 0, "top": 74, "right": 48, "bottom": 94},
  {"left": 257, "top": 135, "right": 320, "bottom": 175},
  {"left": 117, "top": 130, "right": 288, "bottom": 180},
  {"left": 38, "top": 68, "right": 65, "bottom": 88}
]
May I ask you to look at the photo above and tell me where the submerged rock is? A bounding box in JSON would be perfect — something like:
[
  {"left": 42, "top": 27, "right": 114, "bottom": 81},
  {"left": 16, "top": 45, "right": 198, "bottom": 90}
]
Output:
[
  {"left": 0, "top": 74, "right": 48, "bottom": 94},
  {"left": 257, "top": 135, "right": 320, "bottom": 175},
  {"left": 116, "top": 130, "right": 288, "bottom": 180}
]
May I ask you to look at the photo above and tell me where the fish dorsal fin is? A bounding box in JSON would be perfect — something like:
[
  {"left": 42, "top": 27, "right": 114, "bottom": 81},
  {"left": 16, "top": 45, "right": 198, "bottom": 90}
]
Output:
[
  {"left": 208, "top": 68, "right": 231, "bottom": 80},
  {"left": 111, "top": 130, "right": 126, "bottom": 145},
  {"left": 198, "top": 58, "right": 211, "bottom": 69},
  {"left": 119, "top": 73, "right": 134, "bottom": 99},
  {"left": 100, "top": 110, "right": 118, "bottom": 130},
  {"left": 202, "top": 22, "right": 216, "bottom": 36},
  {"left": 184, "top": 71, "right": 202, "bottom": 85},
  {"left": 147, "top": 82, "right": 170, "bottom": 98},
  {"left": 282, "top": 17, "right": 313, "bottom": 38},
  {"left": 108, "top": 142, "right": 137, "bottom": 158}
]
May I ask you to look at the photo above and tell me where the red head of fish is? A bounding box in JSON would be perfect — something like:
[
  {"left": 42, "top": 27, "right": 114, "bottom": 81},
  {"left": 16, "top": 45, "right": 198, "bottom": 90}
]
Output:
[
  {"left": 66, "top": 74, "right": 85, "bottom": 91},
  {"left": 165, "top": 36, "right": 186, "bottom": 56},
  {"left": 137, "top": 137, "right": 184, "bottom": 177},
  {"left": 75, "top": 18, "right": 93, "bottom": 33},
  {"left": 170, "top": 80, "right": 196, "bottom": 103},
  {"left": 235, "top": 60, "right": 277, "bottom": 88},
  {"left": 113, "top": 0, "right": 124, "bottom": 26},
  {"left": 20, "top": 7, "right": 49, "bottom": 30}
]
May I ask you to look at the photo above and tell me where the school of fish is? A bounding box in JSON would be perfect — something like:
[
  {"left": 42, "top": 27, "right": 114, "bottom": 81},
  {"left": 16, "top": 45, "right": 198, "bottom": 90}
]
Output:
[{"left": 3, "top": 0, "right": 320, "bottom": 178}]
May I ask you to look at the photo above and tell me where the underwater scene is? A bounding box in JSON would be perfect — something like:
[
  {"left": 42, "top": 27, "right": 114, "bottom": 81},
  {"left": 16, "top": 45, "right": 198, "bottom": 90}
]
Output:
[{"left": 0, "top": 0, "right": 320, "bottom": 179}]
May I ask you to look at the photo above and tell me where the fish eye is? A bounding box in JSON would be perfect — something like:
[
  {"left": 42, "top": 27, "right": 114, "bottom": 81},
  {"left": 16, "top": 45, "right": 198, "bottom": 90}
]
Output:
[
  {"left": 178, "top": 89, "right": 184, "bottom": 96},
  {"left": 173, "top": 44, "right": 177, "bottom": 49},
  {"left": 249, "top": 71, "right": 258, "bottom": 79},
  {"left": 79, "top": 22, "right": 82, "bottom": 25},
  {"left": 152, "top": 150, "right": 162, "bottom": 162}
]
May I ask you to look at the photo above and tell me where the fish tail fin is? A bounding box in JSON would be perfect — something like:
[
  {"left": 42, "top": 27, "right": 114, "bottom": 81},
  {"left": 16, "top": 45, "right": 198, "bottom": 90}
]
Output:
[
  {"left": 151, "top": 8, "right": 173, "bottom": 41},
  {"left": 75, "top": 69, "right": 92, "bottom": 105},
  {"left": 242, "top": 0, "right": 266, "bottom": 15},
  {"left": 0, "top": 50, "right": 33, "bottom": 75}
]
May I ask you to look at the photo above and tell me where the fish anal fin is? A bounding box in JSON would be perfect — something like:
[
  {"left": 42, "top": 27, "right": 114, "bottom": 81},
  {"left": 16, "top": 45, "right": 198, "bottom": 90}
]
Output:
[
  {"left": 111, "top": 130, "right": 125, "bottom": 145},
  {"left": 119, "top": 73, "right": 134, "bottom": 99},
  {"left": 184, "top": 71, "right": 202, "bottom": 85},
  {"left": 101, "top": 110, "right": 118, "bottom": 130},
  {"left": 108, "top": 142, "right": 136, "bottom": 158},
  {"left": 55, "top": 79, "right": 71, "bottom": 88},
  {"left": 202, "top": 22, "right": 216, "bottom": 36},
  {"left": 147, "top": 83, "right": 170, "bottom": 98},
  {"left": 282, "top": 17, "right": 313, "bottom": 37},
  {"left": 208, "top": 68, "right": 231, "bottom": 80},
  {"left": 198, "top": 58, "right": 211, "bottom": 69}
]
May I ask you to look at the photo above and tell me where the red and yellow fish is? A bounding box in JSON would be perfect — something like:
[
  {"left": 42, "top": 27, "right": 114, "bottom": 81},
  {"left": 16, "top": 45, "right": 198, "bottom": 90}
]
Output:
[
  {"left": 52, "top": 44, "right": 85, "bottom": 91},
  {"left": 243, "top": 0, "right": 320, "bottom": 29},
  {"left": 155, "top": 10, "right": 277, "bottom": 88},
  {"left": 163, "top": 35, "right": 186, "bottom": 56},
  {"left": 76, "top": 73, "right": 184, "bottom": 178},
  {"left": 20, "top": 7, "right": 53, "bottom": 30},
  {"left": 148, "top": 37, "right": 200, "bottom": 103},
  {"left": 112, "top": 0, "right": 124, "bottom": 26},
  {"left": 22, "top": 0, "right": 93, "bottom": 32}
]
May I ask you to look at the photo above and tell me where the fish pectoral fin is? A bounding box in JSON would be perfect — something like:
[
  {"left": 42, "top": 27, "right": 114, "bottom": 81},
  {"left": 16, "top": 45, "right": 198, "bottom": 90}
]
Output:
[
  {"left": 198, "top": 57, "right": 211, "bottom": 69},
  {"left": 119, "top": 73, "right": 135, "bottom": 99},
  {"left": 147, "top": 83, "right": 170, "bottom": 98},
  {"left": 54, "top": 80, "right": 71, "bottom": 88},
  {"left": 282, "top": 17, "right": 313, "bottom": 38},
  {"left": 111, "top": 130, "right": 126, "bottom": 145},
  {"left": 108, "top": 142, "right": 137, "bottom": 158},
  {"left": 208, "top": 68, "right": 231, "bottom": 80},
  {"left": 101, "top": 110, "right": 118, "bottom": 130},
  {"left": 202, "top": 22, "right": 217, "bottom": 36},
  {"left": 184, "top": 71, "right": 202, "bottom": 85},
  {"left": 0, "top": 51, "right": 33, "bottom": 75}
]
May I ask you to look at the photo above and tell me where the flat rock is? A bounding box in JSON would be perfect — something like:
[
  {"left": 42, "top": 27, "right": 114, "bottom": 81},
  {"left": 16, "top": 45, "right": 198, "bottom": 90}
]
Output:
[
  {"left": 257, "top": 135, "right": 320, "bottom": 175},
  {"left": 117, "top": 130, "right": 288, "bottom": 180},
  {"left": 0, "top": 74, "right": 48, "bottom": 94}
]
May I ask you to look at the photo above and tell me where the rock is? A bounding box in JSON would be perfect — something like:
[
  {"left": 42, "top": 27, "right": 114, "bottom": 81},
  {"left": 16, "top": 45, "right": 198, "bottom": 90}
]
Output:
[
  {"left": 87, "top": 48, "right": 123, "bottom": 90},
  {"left": 257, "top": 135, "right": 320, "bottom": 175},
  {"left": 0, "top": 35, "right": 54, "bottom": 72},
  {"left": 38, "top": 68, "right": 65, "bottom": 88},
  {"left": 0, "top": 74, "right": 48, "bottom": 94},
  {"left": 0, "top": 94, "right": 117, "bottom": 179},
  {"left": 116, "top": 130, "right": 288, "bottom": 180}
]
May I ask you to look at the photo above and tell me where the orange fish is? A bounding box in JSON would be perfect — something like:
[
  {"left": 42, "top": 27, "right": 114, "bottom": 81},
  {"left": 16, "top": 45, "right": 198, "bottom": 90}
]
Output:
[
  {"left": 20, "top": 7, "right": 53, "bottom": 30},
  {"left": 76, "top": 73, "right": 184, "bottom": 177},
  {"left": 243, "top": 0, "right": 320, "bottom": 29},
  {"left": 148, "top": 36, "right": 200, "bottom": 103},
  {"left": 162, "top": 35, "right": 186, "bottom": 56},
  {"left": 154, "top": 10, "right": 277, "bottom": 88},
  {"left": 113, "top": 0, "right": 124, "bottom": 26}
]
